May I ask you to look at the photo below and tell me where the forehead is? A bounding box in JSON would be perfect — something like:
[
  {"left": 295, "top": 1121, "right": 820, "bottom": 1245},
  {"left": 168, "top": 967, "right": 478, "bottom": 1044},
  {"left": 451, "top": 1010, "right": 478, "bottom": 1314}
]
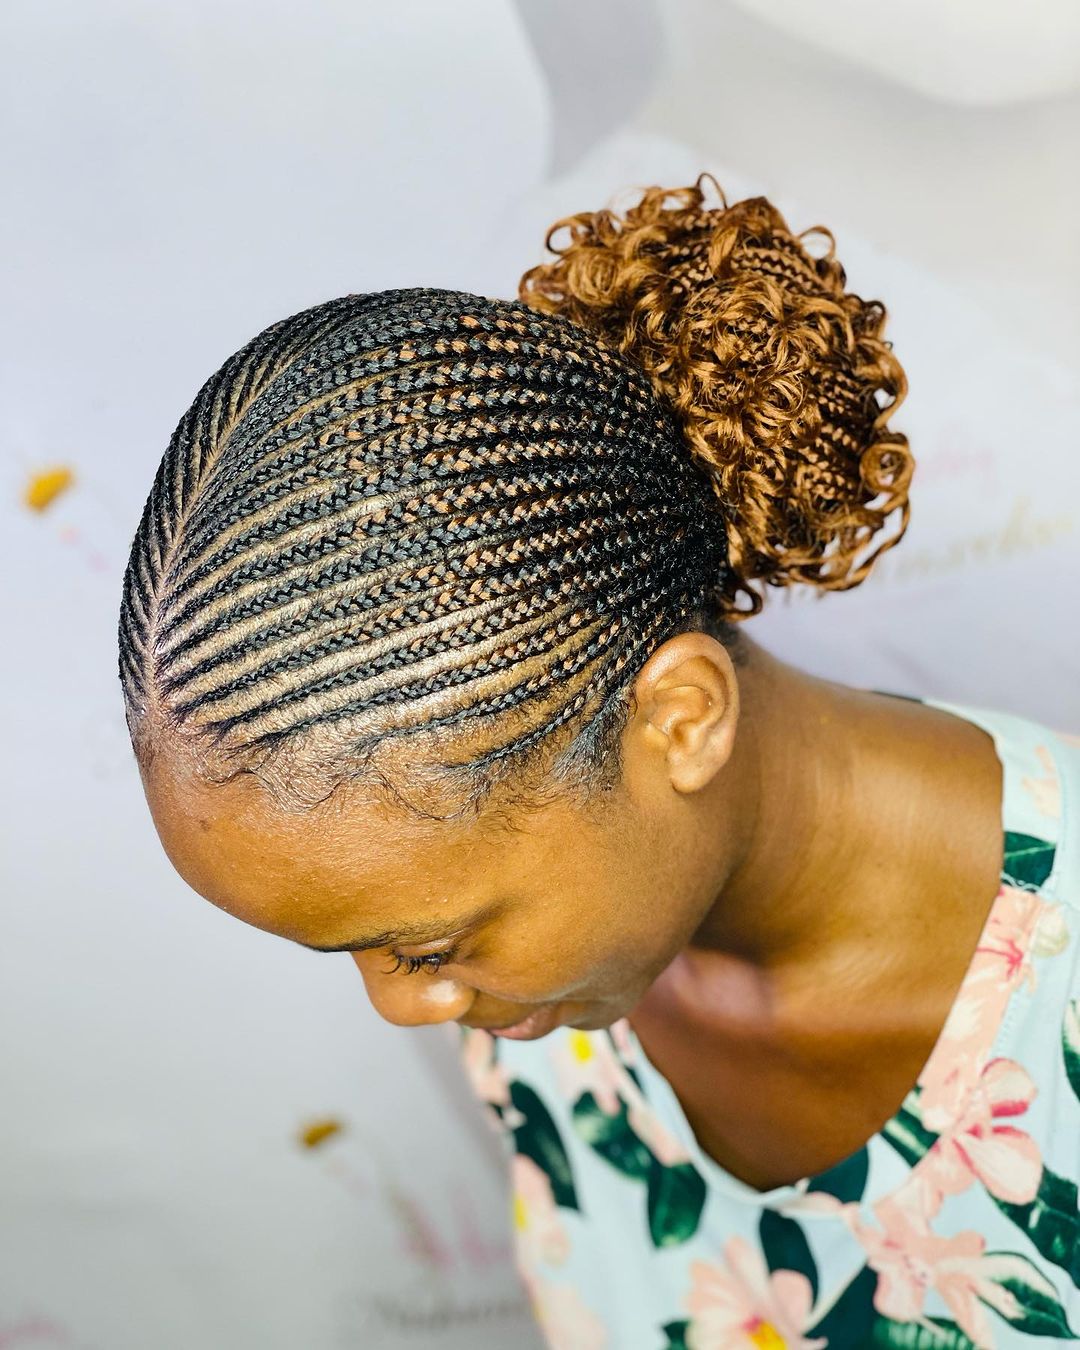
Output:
[{"left": 139, "top": 751, "right": 613, "bottom": 947}]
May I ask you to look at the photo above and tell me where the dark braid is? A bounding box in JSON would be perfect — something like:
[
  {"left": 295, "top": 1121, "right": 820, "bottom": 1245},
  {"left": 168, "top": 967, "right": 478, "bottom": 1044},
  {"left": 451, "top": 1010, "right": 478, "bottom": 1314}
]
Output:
[{"left": 119, "top": 288, "right": 738, "bottom": 818}]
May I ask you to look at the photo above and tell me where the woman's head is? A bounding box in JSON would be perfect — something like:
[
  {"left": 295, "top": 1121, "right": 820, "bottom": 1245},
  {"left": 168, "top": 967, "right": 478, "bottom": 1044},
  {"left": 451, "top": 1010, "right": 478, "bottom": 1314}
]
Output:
[
  {"left": 122, "top": 175, "right": 912, "bottom": 1031},
  {"left": 120, "top": 283, "right": 740, "bottom": 821},
  {"left": 141, "top": 628, "right": 754, "bottom": 1035}
]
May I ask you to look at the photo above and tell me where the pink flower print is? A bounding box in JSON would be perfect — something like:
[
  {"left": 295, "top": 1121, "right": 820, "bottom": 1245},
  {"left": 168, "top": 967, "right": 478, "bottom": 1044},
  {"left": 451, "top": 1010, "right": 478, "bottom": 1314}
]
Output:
[
  {"left": 916, "top": 886, "right": 1047, "bottom": 1122},
  {"left": 684, "top": 1238, "right": 828, "bottom": 1349},
  {"left": 980, "top": 889, "right": 1062, "bottom": 996},
  {"left": 976, "top": 885, "right": 1050, "bottom": 996},
  {"left": 946, "top": 1253, "right": 1064, "bottom": 1346},
  {"left": 917, "top": 1057, "right": 1042, "bottom": 1207},
  {"left": 608, "top": 1017, "right": 639, "bottom": 1065},
  {"left": 1031, "top": 901, "right": 1070, "bottom": 959},
  {"left": 852, "top": 1197, "right": 1038, "bottom": 1349},
  {"left": 522, "top": 1272, "right": 608, "bottom": 1350},
  {"left": 461, "top": 1028, "right": 508, "bottom": 1106},
  {"left": 1055, "top": 729, "right": 1080, "bottom": 748},
  {"left": 625, "top": 1092, "right": 692, "bottom": 1167},
  {"left": 1021, "top": 744, "right": 1062, "bottom": 820},
  {"left": 551, "top": 1031, "right": 626, "bottom": 1115},
  {"left": 552, "top": 1029, "right": 692, "bottom": 1165},
  {"left": 849, "top": 1203, "right": 999, "bottom": 1346},
  {"left": 782, "top": 1187, "right": 861, "bottom": 1222},
  {"left": 883, "top": 1148, "right": 965, "bottom": 1228},
  {"left": 929, "top": 1254, "right": 1017, "bottom": 1350},
  {"left": 511, "top": 1154, "right": 571, "bottom": 1270},
  {"left": 460, "top": 1029, "right": 525, "bottom": 1132}
]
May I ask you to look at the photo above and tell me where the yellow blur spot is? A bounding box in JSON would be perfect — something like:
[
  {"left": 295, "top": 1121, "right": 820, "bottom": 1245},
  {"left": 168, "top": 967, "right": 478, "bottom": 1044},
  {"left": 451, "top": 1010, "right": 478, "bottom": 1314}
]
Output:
[
  {"left": 24, "top": 466, "right": 75, "bottom": 512},
  {"left": 512, "top": 1193, "right": 529, "bottom": 1231},
  {"left": 569, "top": 1031, "right": 594, "bottom": 1064},
  {"left": 299, "top": 1117, "right": 343, "bottom": 1149},
  {"left": 747, "top": 1319, "right": 787, "bottom": 1348}
]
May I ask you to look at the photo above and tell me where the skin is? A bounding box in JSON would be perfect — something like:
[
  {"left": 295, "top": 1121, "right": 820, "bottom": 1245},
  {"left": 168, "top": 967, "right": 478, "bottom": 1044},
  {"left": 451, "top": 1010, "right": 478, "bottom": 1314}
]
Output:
[{"left": 140, "top": 631, "right": 1004, "bottom": 1190}]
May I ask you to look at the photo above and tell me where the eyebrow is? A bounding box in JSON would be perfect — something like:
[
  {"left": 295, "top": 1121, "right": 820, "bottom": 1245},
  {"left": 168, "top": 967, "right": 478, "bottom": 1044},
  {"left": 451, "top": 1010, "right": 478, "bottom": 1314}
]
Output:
[{"left": 296, "top": 914, "right": 482, "bottom": 955}]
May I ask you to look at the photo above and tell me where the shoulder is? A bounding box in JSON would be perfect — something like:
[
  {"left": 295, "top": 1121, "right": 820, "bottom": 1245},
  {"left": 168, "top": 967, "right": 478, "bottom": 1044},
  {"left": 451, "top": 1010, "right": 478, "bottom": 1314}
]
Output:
[
  {"left": 924, "top": 695, "right": 1078, "bottom": 906},
  {"left": 1038, "top": 719, "right": 1080, "bottom": 904}
]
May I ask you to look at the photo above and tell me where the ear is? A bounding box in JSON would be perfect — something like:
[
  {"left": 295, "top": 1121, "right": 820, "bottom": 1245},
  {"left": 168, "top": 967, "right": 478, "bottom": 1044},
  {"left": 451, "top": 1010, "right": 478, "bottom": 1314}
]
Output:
[{"left": 629, "top": 633, "right": 739, "bottom": 794}]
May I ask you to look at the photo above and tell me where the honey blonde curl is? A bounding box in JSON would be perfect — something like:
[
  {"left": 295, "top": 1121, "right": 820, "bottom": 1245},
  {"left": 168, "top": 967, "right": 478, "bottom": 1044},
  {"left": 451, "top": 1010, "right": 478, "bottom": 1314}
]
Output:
[{"left": 519, "top": 174, "right": 915, "bottom": 619}]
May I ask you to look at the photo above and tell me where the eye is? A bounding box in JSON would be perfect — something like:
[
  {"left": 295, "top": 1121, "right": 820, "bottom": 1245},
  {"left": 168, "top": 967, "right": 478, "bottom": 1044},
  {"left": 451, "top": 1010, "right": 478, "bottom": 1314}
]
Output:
[{"left": 384, "top": 946, "right": 458, "bottom": 976}]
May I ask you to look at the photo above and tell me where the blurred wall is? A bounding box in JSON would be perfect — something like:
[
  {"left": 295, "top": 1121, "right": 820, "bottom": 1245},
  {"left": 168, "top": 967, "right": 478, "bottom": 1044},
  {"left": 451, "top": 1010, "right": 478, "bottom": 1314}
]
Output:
[
  {"left": 2, "top": 3, "right": 1077, "bottom": 1348},
  {"left": 2, "top": 3, "right": 550, "bottom": 1347},
  {"left": 641, "top": 0, "right": 1080, "bottom": 364}
]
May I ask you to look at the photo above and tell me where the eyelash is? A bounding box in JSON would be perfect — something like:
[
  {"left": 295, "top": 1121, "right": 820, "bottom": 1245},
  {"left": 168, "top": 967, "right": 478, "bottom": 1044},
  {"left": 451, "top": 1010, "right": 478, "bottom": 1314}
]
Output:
[{"left": 385, "top": 946, "right": 459, "bottom": 976}]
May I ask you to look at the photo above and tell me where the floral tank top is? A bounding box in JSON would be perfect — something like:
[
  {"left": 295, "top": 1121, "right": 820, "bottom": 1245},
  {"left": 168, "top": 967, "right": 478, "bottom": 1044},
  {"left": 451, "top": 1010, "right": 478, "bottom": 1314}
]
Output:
[{"left": 457, "top": 695, "right": 1080, "bottom": 1349}]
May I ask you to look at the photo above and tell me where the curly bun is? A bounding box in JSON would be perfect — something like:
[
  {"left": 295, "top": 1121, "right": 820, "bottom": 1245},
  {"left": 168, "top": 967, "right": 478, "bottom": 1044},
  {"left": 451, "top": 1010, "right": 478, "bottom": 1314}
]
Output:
[{"left": 518, "top": 174, "right": 914, "bottom": 619}]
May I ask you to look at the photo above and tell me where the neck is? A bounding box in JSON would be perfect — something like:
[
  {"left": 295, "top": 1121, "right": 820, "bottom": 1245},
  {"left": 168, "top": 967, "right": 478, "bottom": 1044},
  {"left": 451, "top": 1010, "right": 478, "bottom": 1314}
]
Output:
[{"left": 691, "top": 638, "right": 937, "bottom": 978}]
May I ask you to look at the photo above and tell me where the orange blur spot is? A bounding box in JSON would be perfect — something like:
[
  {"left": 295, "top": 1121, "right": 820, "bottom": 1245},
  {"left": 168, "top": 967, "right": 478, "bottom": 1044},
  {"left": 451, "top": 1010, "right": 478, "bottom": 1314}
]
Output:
[
  {"left": 299, "top": 1117, "right": 344, "bottom": 1149},
  {"left": 24, "top": 466, "right": 75, "bottom": 511}
]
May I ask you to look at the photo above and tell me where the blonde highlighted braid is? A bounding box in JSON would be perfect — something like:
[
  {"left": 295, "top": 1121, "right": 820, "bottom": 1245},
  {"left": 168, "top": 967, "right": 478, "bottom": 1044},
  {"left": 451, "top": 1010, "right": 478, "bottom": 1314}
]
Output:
[{"left": 119, "top": 289, "right": 734, "bottom": 817}]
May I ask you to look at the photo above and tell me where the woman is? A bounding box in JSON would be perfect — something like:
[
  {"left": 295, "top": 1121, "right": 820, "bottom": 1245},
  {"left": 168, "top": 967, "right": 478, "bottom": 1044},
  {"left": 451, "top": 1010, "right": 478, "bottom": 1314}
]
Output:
[{"left": 120, "top": 178, "right": 1079, "bottom": 1349}]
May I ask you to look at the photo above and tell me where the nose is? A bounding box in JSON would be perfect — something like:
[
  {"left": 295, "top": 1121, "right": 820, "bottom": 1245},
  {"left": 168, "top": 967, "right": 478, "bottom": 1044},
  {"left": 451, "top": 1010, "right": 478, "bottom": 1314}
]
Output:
[{"left": 351, "top": 952, "right": 476, "bottom": 1027}]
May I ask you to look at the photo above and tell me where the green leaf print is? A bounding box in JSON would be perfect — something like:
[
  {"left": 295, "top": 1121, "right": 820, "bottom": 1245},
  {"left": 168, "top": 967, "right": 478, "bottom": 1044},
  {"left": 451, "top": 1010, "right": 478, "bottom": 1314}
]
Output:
[
  {"left": 646, "top": 1157, "right": 706, "bottom": 1247},
  {"left": 508, "top": 1080, "right": 581, "bottom": 1211},
  {"left": 992, "top": 1165, "right": 1080, "bottom": 1286},
  {"left": 1063, "top": 999, "right": 1080, "bottom": 1102},
  {"left": 807, "top": 1264, "right": 878, "bottom": 1347},
  {"left": 976, "top": 1249, "right": 1079, "bottom": 1339},
  {"left": 571, "top": 1094, "right": 706, "bottom": 1245},
  {"left": 658, "top": 1319, "right": 689, "bottom": 1350},
  {"left": 868, "top": 1315, "right": 977, "bottom": 1348},
  {"left": 571, "top": 1091, "right": 654, "bottom": 1181},
  {"left": 759, "top": 1209, "right": 819, "bottom": 1306},
  {"left": 603, "top": 1027, "right": 645, "bottom": 1093},
  {"left": 879, "top": 1097, "right": 939, "bottom": 1168},
  {"left": 1002, "top": 830, "right": 1056, "bottom": 891},
  {"left": 807, "top": 1146, "right": 870, "bottom": 1204}
]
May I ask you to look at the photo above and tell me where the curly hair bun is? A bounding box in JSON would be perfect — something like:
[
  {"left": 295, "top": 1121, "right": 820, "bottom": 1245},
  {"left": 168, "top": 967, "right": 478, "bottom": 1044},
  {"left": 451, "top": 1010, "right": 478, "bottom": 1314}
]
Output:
[{"left": 518, "top": 174, "right": 914, "bottom": 618}]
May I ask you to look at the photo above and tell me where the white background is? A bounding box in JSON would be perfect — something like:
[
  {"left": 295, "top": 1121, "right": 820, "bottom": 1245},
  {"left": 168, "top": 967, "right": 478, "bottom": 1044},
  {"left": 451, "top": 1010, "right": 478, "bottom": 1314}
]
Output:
[{"left": 2, "top": 2, "right": 1077, "bottom": 1347}]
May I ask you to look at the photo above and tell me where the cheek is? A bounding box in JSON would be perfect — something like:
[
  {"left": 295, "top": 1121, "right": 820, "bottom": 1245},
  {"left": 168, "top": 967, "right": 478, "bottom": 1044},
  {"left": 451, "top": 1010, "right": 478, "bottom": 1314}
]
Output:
[
  {"left": 589, "top": 896, "right": 693, "bottom": 995},
  {"left": 539, "top": 922, "right": 657, "bottom": 1001},
  {"left": 456, "top": 925, "right": 603, "bottom": 1003}
]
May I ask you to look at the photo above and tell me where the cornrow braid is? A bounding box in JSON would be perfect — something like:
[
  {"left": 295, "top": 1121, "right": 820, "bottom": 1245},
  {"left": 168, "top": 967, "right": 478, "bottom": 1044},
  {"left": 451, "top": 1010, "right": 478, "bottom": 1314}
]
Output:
[{"left": 119, "top": 287, "right": 737, "bottom": 818}]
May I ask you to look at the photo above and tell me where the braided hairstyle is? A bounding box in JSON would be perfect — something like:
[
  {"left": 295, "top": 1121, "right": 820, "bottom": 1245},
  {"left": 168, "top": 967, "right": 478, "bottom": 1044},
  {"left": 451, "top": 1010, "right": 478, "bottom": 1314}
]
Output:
[{"left": 118, "top": 175, "right": 912, "bottom": 820}]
